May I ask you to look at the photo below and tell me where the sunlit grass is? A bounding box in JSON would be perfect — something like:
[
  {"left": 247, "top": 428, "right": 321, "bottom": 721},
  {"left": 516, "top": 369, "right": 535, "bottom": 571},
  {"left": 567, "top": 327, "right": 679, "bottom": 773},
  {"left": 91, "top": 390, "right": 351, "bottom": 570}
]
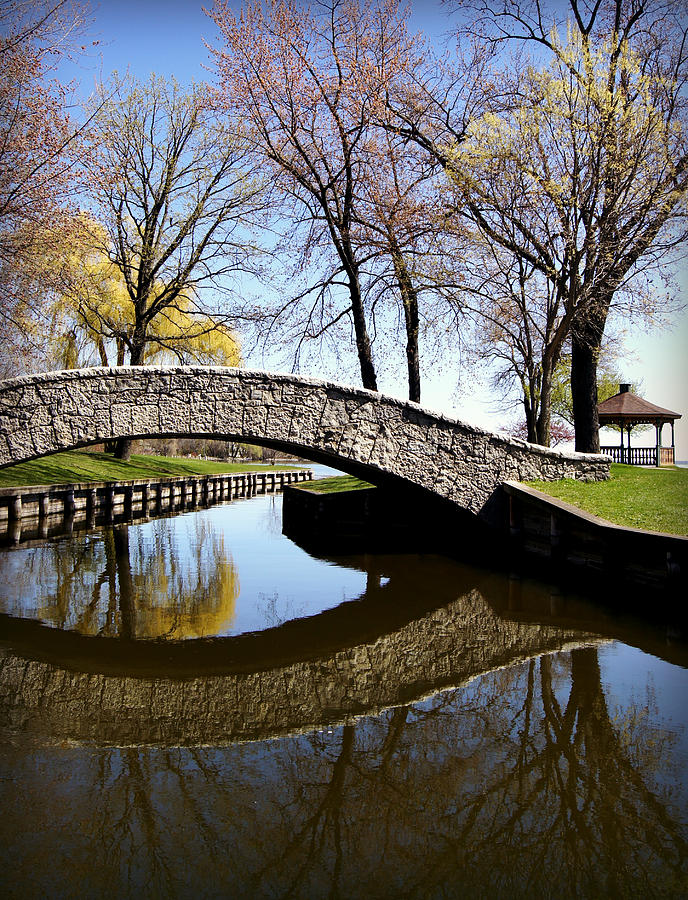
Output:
[
  {"left": 0, "top": 450, "right": 303, "bottom": 488},
  {"left": 296, "top": 475, "right": 374, "bottom": 494},
  {"left": 4, "top": 453, "right": 684, "bottom": 536},
  {"left": 527, "top": 463, "right": 688, "bottom": 536}
]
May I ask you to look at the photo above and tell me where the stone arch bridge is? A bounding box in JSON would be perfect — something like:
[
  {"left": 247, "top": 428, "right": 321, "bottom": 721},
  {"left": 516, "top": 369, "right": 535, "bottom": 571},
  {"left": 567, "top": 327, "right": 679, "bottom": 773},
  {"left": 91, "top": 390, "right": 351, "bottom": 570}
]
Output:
[{"left": 0, "top": 367, "right": 607, "bottom": 522}]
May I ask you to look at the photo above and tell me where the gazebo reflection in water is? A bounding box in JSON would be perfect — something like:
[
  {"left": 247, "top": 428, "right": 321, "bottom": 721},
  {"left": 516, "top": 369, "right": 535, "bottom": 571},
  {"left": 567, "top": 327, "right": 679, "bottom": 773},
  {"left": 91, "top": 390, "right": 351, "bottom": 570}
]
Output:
[{"left": 598, "top": 384, "right": 681, "bottom": 466}]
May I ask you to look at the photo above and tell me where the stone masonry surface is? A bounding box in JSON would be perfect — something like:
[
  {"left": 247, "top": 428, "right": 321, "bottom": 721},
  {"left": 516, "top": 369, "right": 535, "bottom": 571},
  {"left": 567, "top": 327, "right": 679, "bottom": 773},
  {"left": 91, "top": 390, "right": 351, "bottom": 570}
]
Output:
[
  {"left": 0, "top": 588, "right": 602, "bottom": 746},
  {"left": 0, "top": 367, "right": 609, "bottom": 519}
]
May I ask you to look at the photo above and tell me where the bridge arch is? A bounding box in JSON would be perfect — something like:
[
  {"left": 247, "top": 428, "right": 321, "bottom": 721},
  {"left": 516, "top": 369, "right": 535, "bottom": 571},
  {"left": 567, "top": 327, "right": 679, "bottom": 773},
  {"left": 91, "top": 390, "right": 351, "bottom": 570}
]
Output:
[
  {"left": 0, "top": 580, "right": 602, "bottom": 745},
  {"left": 0, "top": 366, "right": 607, "bottom": 520}
]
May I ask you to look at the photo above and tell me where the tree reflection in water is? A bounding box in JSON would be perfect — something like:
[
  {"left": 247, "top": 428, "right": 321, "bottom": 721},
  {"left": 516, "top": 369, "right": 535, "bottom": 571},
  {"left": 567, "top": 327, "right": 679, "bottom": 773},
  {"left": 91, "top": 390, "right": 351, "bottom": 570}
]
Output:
[
  {"left": 0, "top": 519, "right": 239, "bottom": 639},
  {"left": 1, "top": 646, "right": 686, "bottom": 898}
]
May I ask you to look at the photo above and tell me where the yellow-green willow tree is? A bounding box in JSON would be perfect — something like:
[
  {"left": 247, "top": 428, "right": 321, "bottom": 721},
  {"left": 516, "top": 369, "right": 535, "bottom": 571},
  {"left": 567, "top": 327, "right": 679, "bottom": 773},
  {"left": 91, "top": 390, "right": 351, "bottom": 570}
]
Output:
[
  {"left": 49, "top": 220, "right": 241, "bottom": 371},
  {"left": 6, "top": 518, "right": 240, "bottom": 640}
]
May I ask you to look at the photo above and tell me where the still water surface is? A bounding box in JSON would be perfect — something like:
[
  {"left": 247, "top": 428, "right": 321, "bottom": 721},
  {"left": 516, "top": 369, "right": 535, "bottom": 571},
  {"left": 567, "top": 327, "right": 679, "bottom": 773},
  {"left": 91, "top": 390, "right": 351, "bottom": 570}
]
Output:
[{"left": 0, "top": 467, "right": 687, "bottom": 898}]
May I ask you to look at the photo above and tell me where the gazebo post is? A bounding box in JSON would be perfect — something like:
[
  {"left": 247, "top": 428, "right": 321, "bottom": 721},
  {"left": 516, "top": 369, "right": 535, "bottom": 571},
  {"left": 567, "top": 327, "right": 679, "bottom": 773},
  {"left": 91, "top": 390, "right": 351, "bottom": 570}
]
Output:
[
  {"left": 626, "top": 424, "right": 632, "bottom": 464},
  {"left": 671, "top": 421, "right": 676, "bottom": 465},
  {"left": 619, "top": 420, "right": 624, "bottom": 463},
  {"left": 655, "top": 422, "right": 662, "bottom": 468}
]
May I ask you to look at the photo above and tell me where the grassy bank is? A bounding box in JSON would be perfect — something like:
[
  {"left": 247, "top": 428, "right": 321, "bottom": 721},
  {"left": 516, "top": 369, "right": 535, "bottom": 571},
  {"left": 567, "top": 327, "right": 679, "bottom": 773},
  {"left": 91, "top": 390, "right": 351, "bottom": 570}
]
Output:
[
  {"left": 527, "top": 463, "right": 688, "bottom": 536},
  {"left": 0, "top": 450, "right": 304, "bottom": 489},
  {"left": 295, "top": 475, "right": 373, "bottom": 494}
]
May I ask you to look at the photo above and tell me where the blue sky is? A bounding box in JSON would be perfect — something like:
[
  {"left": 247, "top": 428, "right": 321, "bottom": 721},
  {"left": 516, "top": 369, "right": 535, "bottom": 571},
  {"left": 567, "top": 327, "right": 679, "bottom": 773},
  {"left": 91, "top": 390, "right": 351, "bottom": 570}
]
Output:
[
  {"left": 76, "top": 0, "right": 453, "bottom": 86},
  {"left": 66, "top": 0, "right": 688, "bottom": 457}
]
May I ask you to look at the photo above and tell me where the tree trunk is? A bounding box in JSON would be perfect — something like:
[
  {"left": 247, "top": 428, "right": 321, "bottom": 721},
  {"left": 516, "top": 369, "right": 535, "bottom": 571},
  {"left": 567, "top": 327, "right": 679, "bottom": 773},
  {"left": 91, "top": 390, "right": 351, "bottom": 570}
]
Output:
[
  {"left": 521, "top": 373, "right": 539, "bottom": 443},
  {"left": 535, "top": 409, "right": 550, "bottom": 447},
  {"left": 348, "top": 275, "right": 378, "bottom": 392},
  {"left": 390, "top": 244, "right": 421, "bottom": 403},
  {"left": 113, "top": 525, "right": 135, "bottom": 640},
  {"left": 571, "top": 335, "right": 600, "bottom": 452},
  {"left": 570, "top": 298, "right": 609, "bottom": 453},
  {"left": 114, "top": 439, "right": 134, "bottom": 461},
  {"left": 113, "top": 336, "right": 146, "bottom": 460},
  {"left": 96, "top": 338, "right": 109, "bottom": 367},
  {"left": 534, "top": 357, "right": 555, "bottom": 447},
  {"left": 524, "top": 400, "right": 538, "bottom": 444}
]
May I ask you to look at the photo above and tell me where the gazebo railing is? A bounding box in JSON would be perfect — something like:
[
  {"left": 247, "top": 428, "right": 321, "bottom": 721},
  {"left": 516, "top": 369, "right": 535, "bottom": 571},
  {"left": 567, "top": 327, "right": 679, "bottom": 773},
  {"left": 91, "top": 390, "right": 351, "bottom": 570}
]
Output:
[
  {"left": 659, "top": 447, "right": 675, "bottom": 466},
  {"left": 601, "top": 446, "right": 675, "bottom": 466}
]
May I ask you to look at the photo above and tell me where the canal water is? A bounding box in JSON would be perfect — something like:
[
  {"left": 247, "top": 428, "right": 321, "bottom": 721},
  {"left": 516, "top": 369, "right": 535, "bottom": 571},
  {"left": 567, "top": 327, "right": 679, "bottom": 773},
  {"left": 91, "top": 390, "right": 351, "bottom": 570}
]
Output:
[{"left": 0, "top": 466, "right": 686, "bottom": 898}]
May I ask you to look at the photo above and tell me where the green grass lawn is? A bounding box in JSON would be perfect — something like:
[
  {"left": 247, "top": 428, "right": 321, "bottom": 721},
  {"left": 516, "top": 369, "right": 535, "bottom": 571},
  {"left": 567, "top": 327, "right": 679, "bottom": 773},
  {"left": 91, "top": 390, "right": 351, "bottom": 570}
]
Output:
[
  {"left": 527, "top": 463, "right": 688, "bottom": 536},
  {"left": 0, "top": 450, "right": 304, "bottom": 488},
  {"left": 296, "top": 475, "right": 374, "bottom": 494}
]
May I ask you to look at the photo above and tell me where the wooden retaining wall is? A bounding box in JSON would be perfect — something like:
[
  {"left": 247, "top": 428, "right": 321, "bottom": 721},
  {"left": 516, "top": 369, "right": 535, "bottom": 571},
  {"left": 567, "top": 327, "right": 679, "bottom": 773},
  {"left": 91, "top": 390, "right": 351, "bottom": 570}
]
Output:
[
  {"left": 0, "top": 469, "right": 311, "bottom": 540},
  {"left": 503, "top": 481, "right": 687, "bottom": 595},
  {"left": 285, "top": 478, "right": 686, "bottom": 597},
  {"left": 282, "top": 480, "right": 490, "bottom": 556}
]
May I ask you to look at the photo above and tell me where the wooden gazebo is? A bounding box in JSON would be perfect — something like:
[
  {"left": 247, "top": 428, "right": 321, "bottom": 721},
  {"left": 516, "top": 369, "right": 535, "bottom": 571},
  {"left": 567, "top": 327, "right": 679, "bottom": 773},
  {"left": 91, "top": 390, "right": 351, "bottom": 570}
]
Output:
[{"left": 598, "top": 384, "right": 681, "bottom": 466}]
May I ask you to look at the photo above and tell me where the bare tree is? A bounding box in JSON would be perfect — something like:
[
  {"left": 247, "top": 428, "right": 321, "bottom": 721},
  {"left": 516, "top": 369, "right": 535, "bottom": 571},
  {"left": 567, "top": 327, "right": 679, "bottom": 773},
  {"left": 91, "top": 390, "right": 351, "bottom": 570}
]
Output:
[
  {"left": 460, "top": 243, "right": 568, "bottom": 444},
  {"left": 0, "top": 0, "right": 94, "bottom": 362},
  {"left": 82, "top": 73, "right": 264, "bottom": 457},
  {"left": 351, "top": 119, "right": 460, "bottom": 403},
  {"left": 210, "top": 0, "right": 394, "bottom": 390}
]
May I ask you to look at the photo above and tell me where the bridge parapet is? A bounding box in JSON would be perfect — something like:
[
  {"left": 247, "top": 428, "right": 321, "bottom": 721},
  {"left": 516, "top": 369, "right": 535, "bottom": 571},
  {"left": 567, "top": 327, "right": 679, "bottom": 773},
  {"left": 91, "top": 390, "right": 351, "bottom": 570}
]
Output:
[{"left": 0, "top": 367, "right": 608, "bottom": 519}]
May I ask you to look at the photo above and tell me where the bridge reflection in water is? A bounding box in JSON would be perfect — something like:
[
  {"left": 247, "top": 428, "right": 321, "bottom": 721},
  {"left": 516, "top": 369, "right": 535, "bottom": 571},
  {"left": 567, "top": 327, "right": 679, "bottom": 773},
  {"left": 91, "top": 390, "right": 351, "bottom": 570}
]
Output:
[{"left": 0, "top": 489, "right": 687, "bottom": 898}]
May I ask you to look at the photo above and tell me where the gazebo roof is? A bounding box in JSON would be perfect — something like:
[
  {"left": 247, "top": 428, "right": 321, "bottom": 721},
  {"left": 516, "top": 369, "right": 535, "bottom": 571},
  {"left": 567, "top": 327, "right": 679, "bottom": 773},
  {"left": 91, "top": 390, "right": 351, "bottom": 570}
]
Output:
[{"left": 598, "top": 388, "right": 681, "bottom": 425}]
